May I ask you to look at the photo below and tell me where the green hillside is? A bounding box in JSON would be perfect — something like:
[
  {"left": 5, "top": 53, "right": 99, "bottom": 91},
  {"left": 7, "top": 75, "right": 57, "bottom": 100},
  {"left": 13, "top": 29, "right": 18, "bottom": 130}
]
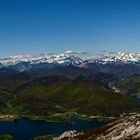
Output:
[
  {"left": 0, "top": 135, "right": 13, "bottom": 140},
  {"left": 116, "top": 74, "right": 140, "bottom": 98},
  {"left": 7, "top": 75, "right": 140, "bottom": 117},
  {"left": 0, "top": 73, "right": 139, "bottom": 119}
]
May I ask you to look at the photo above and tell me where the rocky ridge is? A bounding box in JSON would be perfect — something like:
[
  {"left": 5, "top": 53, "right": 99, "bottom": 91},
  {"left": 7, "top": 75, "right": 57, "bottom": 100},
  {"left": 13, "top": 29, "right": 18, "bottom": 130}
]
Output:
[{"left": 56, "top": 113, "right": 140, "bottom": 140}]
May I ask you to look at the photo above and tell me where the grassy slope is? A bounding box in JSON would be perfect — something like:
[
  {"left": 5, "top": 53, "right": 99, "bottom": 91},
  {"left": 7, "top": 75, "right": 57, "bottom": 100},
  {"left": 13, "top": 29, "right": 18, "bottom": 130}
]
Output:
[
  {"left": 11, "top": 76, "right": 140, "bottom": 117},
  {"left": 0, "top": 135, "right": 13, "bottom": 140},
  {"left": 116, "top": 74, "right": 140, "bottom": 98},
  {"left": 0, "top": 72, "right": 139, "bottom": 117},
  {"left": 0, "top": 72, "right": 33, "bottom": 114}
]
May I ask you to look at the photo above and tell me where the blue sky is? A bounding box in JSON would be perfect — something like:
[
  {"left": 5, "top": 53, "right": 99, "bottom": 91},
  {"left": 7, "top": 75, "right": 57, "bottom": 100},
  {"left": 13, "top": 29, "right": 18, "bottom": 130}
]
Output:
[{"left": 0, "top": 0, "right": 140, "bottom": 57}]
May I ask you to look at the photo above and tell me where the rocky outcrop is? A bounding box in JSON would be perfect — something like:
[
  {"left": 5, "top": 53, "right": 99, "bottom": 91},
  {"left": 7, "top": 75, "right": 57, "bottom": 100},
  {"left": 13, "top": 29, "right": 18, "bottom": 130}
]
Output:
[
  {"left": 58, "top": 131, "right": 84, "bottom": 140},
  {"left": 56, "top": 113, "right": 140, "bottom": 140},
  {"left": 0, "top": 115, "right": 18, "bottom": 121}
]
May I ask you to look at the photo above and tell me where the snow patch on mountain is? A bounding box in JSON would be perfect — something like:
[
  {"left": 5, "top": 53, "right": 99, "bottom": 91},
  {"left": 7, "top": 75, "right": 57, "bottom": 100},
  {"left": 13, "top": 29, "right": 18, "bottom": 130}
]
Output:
[
  {"left": 0, "top": 53, "right": 82, "bottom": 67},
  {"left": 0, "top": 52, "right": 140, "bottom": 69},
  {"left": 88, "top": 52, "right": 140, "bottom": 64}
]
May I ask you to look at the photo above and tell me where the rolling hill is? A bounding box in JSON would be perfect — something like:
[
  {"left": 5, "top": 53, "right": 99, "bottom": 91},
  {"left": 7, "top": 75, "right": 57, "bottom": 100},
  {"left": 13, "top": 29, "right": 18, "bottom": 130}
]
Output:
[
  {"left": 4, "top": 75, "right": 139, "bottom": 117},
  {"left": 116, "top": 74, "right": 140, "bottom": 98}
]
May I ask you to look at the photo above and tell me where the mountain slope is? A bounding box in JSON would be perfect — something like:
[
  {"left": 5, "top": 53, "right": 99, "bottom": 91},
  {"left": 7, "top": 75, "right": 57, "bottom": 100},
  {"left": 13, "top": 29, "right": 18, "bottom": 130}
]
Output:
[
  {"left": 30, "top": 65, "right": 94, "bottom": 79},
  {"left": 57, "top": 113, "right": 140, "bottom": 140},
  {"left": 116, "top": 74, "right": 140, "bottom": 98},
  {"left": 88, "top": 52, "right": 140, "bottom": 64},
  {"left": 0, "top": 54, "right": 82, "bottom": 71},
  {"left": 8, "top": 75, "right": 140, "bottom": 116},
  {"left": 0, "top": 52, "right": 140, "bottom": 72}
]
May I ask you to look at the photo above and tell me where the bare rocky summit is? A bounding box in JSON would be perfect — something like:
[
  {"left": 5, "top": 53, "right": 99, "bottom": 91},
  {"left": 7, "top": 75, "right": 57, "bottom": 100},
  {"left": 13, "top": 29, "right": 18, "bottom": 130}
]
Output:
[{"left": 56, "top": 113, "right": 140, "bottom": 140}]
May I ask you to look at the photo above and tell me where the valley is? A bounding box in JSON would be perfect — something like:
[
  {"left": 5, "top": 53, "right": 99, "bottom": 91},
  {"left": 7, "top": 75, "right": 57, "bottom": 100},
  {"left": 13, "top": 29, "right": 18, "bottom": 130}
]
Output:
[
  {"left": 0, "top": 52, "right": 140, "bottom": 139},
  {"left": 1, "top": 0, "right": 140, "bottom": 138}
]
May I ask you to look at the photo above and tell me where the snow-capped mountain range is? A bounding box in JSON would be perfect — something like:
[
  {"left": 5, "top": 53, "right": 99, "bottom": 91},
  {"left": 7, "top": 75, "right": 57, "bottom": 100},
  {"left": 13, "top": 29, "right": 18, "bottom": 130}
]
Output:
[
  {"left": 88, "top": 52, "right": 140, "bottom": 64},
  {"left": 0, "top": 52, "right": 140, "bottom": 71},
  {"left": 0, "top": 53, "right": 82, "bottom": 66}
]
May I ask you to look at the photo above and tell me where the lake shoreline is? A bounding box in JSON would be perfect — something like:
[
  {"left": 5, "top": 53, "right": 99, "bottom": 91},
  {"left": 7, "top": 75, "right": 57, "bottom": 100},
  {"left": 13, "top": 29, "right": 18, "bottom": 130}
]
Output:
[
  {"left": 0, "top": 114, "right": 20, "bottom": 121},
  {"left": 0, "top": 113, "right": 117, "bottom": 124}
]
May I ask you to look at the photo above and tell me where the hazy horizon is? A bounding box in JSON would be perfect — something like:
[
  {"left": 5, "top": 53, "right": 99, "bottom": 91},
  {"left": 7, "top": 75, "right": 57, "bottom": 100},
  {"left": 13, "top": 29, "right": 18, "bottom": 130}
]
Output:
[{"left": 0, "top": 50, "right": 140, "bottom": 59}]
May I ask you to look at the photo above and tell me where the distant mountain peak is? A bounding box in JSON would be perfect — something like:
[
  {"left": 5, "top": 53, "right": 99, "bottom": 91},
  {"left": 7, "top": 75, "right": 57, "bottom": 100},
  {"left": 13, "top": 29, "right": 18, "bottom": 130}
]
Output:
[
  {"left": 88, "top": 52, "right": 140, "bottom": 64},
  {"left": 0, "top": 51, "right": 140, "bottom": 71},
  {"left": 0, "top": 53, "right": 82, "bottom": 67}
]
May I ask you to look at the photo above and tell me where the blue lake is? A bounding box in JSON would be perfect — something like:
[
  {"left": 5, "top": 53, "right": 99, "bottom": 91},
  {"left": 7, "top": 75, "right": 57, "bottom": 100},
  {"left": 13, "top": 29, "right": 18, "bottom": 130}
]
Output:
[{"left": 0, "top": 116, "right": 107, "bottom": 140}]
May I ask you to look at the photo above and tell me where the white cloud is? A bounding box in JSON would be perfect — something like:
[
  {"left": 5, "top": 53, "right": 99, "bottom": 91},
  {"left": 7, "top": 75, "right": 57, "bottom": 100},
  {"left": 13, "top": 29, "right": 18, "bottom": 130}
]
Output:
[{"left": 64, "top": 50, "right": 89, "bottom": 55}]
